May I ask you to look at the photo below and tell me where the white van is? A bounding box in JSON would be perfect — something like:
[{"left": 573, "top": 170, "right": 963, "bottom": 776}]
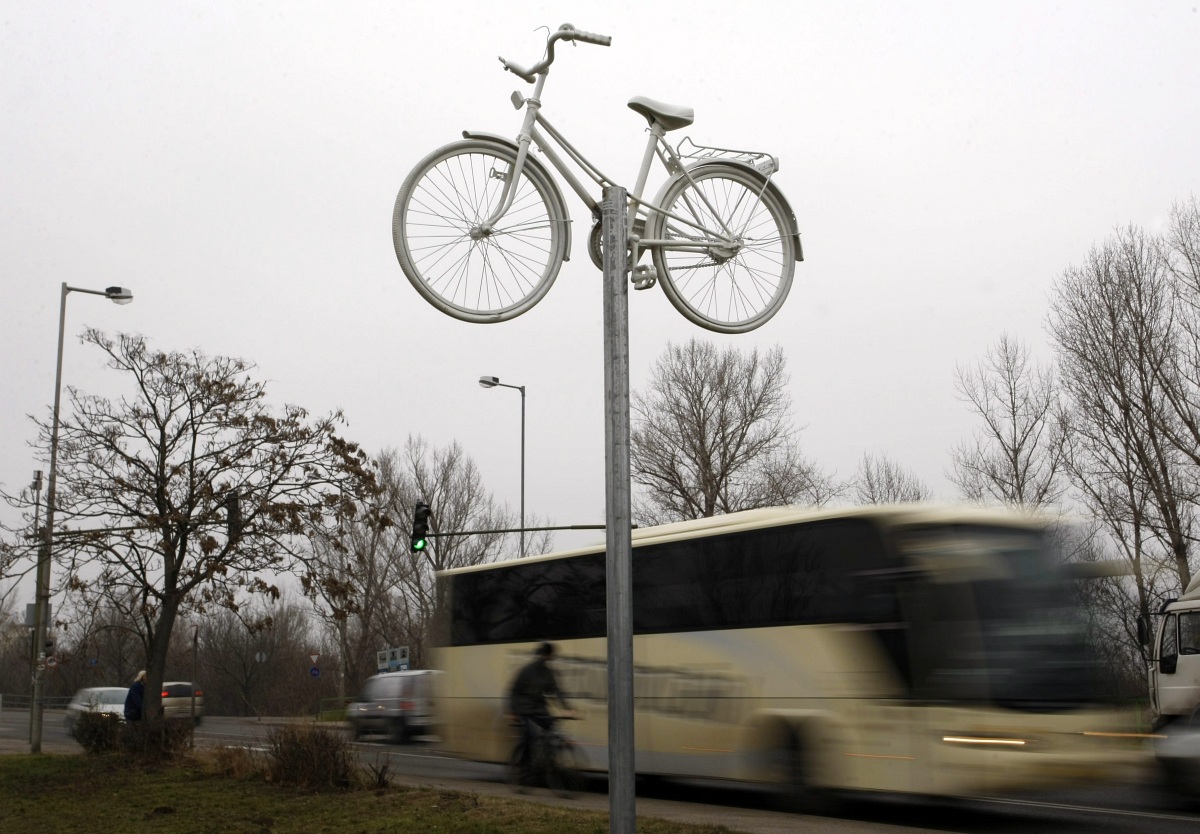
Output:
[
  {"left": 347, "top": 669, "right": 440, "bottom": 743},
  {"left": 1147, "top": 573, "right": 1200, "bottom": 725}
]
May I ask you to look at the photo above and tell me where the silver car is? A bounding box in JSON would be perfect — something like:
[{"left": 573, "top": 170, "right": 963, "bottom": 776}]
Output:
[
  {"left": 64, "top": 686, "right": 127, "bottom": 732},
  {"left": 160, "top": 681, "right": 205, "bottom": 724},
  {"left": 347, "top": 670, "right": 440, "bottom": 743}
]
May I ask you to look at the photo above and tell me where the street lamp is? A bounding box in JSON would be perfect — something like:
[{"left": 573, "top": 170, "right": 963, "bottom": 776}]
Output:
[
  {"left": 478, "top": 375, "right": 526, "bottom": 557},
  {"left": 30, "top": 283, "right": 133, "bottom": 752}
]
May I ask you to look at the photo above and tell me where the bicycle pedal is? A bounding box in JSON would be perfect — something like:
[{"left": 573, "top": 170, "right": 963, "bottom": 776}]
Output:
[{"left": 631, "top": 264, "right": 657, "bottom": 290}]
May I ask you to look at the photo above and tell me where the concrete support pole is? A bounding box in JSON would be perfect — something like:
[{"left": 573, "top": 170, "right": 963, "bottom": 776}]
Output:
[{"left": 601, "top": 186, "right": 635, "bottom": 834}]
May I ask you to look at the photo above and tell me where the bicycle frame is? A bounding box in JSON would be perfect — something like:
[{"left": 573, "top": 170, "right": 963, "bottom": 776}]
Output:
[{"left": 477, "top": 65, "right": 771, "bottom": 260}]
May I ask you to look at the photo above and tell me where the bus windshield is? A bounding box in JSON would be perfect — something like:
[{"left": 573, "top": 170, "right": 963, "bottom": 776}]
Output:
[{"left": 897, "top": 525, "right": 1099, "bottom": 711}]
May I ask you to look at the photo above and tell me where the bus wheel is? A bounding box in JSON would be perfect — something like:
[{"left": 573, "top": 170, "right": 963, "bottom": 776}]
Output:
[{"left": 775, "top": 730, "right": 840, "bottom": 816}]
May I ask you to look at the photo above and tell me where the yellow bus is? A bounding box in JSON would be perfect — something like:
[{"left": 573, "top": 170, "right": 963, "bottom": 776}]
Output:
[{"left": 431, "top": 504, "right": 1144, "bottom": 805}]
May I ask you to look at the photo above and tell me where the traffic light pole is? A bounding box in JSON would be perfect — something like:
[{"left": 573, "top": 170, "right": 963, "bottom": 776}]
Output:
[{"left": 601, "top": 186, "right": 635, "bottom": 834}]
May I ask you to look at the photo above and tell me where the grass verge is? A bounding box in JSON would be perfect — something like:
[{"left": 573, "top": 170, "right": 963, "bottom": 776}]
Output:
[{"left": 0, "top": 752, "right": 749, "bottom": 834}]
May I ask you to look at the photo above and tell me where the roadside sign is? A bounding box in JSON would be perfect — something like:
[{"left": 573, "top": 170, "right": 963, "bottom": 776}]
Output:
[
  {"left": 24, "top": 603, "right": 52, "bottom": 628},
  {"left": 256, "top": 652, "right": 267, "bottom": 663},
  {"left": 376, "top": 650, "right": 389, "bottom": 672},
  {"left": 386, "top": 646, "right": 410, "bottom": 671},
  {"left": 310, "top": 653, "right": 319, "bottom": 665},
  {"left": 45, "top": 657, "right": 57, "bottom": 668},
  {"left": 309, "top": 667, "right": 320, "bottom": 678}
]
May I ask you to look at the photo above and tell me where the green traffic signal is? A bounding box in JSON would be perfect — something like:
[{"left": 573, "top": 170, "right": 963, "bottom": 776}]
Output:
[{"left": 411, "top": 501, "right": 432, "bottom": 553}]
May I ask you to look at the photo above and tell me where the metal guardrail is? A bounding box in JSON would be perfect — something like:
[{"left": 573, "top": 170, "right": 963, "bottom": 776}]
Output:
[{"left": 0, "top": 693, "right": 73, "bottom": 713}]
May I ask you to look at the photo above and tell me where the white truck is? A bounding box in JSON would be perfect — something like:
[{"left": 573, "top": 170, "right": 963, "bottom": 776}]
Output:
[{"left": 1147, "top": 573, "right": 1200, "bottom": 726}]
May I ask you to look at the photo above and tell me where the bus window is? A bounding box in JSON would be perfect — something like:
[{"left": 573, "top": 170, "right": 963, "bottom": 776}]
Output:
[{"left": 898, "top": 525, "right": 1098, "bottom": 710}]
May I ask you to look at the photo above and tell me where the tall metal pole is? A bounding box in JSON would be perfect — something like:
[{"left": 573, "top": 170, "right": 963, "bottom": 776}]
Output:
[
  {"left": 601, "top": 186, "right": 635, "bottom": 834},
  {"left": 478, "top": 377, "right": 527, "bottom": 557},
  {"left": 30, "top": 282, "right": 70, "bottom": 753},
  {"left": 518, "top": 385, "right": 526, "bottom": 558},
  {"left": 30, "top": 283, "right": 131, "bottom": 752}
]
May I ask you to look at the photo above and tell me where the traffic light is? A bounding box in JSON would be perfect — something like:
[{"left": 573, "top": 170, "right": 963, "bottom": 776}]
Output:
[
  {"left": 225, "top": 489, "right": 243, "bottom": 538},
  {"left": 411, "top": 501, "right": 432, "bottom": 553}
]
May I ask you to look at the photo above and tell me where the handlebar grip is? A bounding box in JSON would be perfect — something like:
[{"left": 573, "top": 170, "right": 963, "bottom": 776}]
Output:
[
  {"left": 558, "top": 24, "right": 611, "bottom": 46},
  {"left": 499, "top": 56, "right": 536, "bottom": 84},
  {"left": 568, "top": 29, "right": 609, "bottom": 46}
]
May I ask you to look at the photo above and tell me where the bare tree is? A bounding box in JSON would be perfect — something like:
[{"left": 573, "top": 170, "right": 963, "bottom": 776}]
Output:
[
  {"left": 950, "top": 334, "right": 1067, "bottom": 509},
  {"left": 1049, "top": 225, "right": 1196, "bottom": 621},
  {"left": 301, "top": 436, "right": 530, "bottom": 694},
  {"left": 1154, "top": 197, "right": 1200, "bottom": 478},
  {"left": 0, "top": 597, "right": 25, "bottom": 696},
  {"left": 630, "top": 339, "right": 837, "bottom": 524},
  {"left": 51, "top": 587, "right": 145, "bottom": 694},
  {"left": 849, "top": 453, "right": 932, "bottom": 505},
  {"left": 194, "top": 596, "right": 317, "bottom": 716},
  {"left": 0, "top": 330, "right": 371, "bottom": 721}
]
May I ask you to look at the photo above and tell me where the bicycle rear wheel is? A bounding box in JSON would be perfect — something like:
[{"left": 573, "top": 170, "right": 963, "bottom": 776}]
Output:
[
  {"left": 393, "top": 140, "right": 569, "bottom": 323},
  {"left": 546, "top": 740, "right": 585, "bottom": 796},
  {"left": 649, "top": 163, "right": 796, "bottom": 333}
]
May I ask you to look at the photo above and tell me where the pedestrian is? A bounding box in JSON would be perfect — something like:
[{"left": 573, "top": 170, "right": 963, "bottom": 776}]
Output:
[{"left": 124, "top": 670, "right": 146, "bottom": 721}]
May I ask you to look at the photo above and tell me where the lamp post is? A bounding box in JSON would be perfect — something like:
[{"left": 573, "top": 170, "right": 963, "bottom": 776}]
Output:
[
  {"left": 30, "top": 283, "right": 133, "bottom": 753},
  {"left": 478, "top": 375, "right": 526, "bottom": 557}
]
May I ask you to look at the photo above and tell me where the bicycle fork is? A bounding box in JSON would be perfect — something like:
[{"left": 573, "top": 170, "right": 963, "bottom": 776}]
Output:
[{"left": 476, "top": 74, "right": 549, "bottom": 236}]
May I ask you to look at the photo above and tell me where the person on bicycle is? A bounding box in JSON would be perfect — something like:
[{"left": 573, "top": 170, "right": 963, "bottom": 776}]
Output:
[{"left": 507, "top": 641, "right": 573, "bottom": 780}]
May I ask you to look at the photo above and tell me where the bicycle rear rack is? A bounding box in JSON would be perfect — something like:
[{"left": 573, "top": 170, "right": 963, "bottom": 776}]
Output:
[{"left": 674, "top": 136, "right": 779, "bottom": 176}]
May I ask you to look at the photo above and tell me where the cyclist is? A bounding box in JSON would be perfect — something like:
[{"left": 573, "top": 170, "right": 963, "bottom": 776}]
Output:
[{"left": 507, "top": 641, "right": 573, "bottom": 783}]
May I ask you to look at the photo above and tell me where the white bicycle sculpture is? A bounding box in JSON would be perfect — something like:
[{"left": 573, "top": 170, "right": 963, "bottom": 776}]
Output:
[{"left": 392, "top": 24, "right": 803, "bottom": 334}]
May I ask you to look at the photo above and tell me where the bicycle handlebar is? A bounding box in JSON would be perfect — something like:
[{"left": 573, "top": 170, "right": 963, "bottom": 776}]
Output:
[
  {"left": 560, "top": 25, "right": 612, "bottom": 47},
  {"left": 499, "top": 23, "right": 612, "bottom": 83}
]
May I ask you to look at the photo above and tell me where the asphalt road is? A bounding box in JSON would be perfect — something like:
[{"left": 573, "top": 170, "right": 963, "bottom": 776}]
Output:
[{"left": 4, "top": 709, "right": 1198, "bottom": 834}]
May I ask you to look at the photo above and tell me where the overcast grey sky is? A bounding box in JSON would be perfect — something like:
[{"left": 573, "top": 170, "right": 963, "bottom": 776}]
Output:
[{"left": 3, "top": 1, "right": 1199, "bottom": 561}]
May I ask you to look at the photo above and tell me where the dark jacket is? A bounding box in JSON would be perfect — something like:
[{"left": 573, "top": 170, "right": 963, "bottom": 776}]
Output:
[
  {"left": 508, "top": 657, "right": 568, "bottom": 716},
  {"left": 124, "top": 680, "right": 144, "bottom": 721}
]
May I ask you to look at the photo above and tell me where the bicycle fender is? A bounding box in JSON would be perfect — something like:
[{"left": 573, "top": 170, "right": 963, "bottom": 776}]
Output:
[
  {"left": 654, "top": 160, "right": 803, "bottom": 262},
  {"left": 460, "top": 131, "right": 573, "bottom": 263}
]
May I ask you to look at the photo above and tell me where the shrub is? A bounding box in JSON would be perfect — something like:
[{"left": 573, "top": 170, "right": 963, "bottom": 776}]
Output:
[
  {"left": 264, "top": 724, "right": 357, "bottom": 791},
  {"left": 70, "top": 712, "right": 123, "bottom": 754},
  {"left": 206, "top": 744, "right": 262, "bottom": 780},
  {"left": 118, "top": 717, "right": 194, "bottom": 762}
]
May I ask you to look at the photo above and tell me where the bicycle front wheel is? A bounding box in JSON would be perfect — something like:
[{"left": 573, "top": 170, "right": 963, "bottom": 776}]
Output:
[
  {"left": 393, "top": 140, "right": 569, "bottom": 323},
  {"left": 505, "top": 740, "right": 528, "bottom": 790},
  {"left": 650, "top": 164, "right": 796, "bottom": 333}
]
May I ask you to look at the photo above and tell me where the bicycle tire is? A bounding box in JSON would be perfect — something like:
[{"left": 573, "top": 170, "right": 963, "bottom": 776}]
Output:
[
  {"left": 393, "top": 139, "right": 569, "bottom": 323},
  {"left": 649, "top": 162, "right": 796, "bottom": 333},
  {"left": 546, "top": 738, "right": 585, "bottom": 796}
]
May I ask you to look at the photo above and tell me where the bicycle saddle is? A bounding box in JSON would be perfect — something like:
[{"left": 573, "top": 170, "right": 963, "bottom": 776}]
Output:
[{"left": 627, "top": 96, "right": 695, "bottom": 132}]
